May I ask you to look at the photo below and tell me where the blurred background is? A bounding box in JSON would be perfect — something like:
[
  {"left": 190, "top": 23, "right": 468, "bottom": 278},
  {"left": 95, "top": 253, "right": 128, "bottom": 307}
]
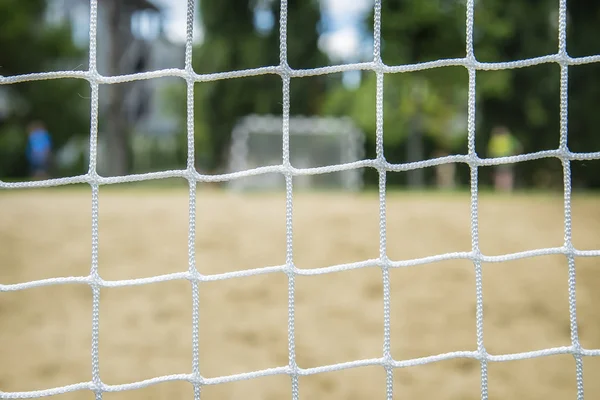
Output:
[{"left": 0, "top": 0, "right": 599, "bottom": 190}]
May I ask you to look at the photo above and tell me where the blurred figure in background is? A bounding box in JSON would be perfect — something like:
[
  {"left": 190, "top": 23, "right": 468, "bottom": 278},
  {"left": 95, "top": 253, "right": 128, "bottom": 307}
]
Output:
[
  {"left": 488, "top": 126, "right": 521, "bottom": 192},
  {"left": 26, "top": 121, "right": 52, "bottom": 180}
]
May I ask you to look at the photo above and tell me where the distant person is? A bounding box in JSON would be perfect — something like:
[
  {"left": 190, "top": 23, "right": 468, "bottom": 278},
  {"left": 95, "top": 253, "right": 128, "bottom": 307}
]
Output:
[
  {"left": 488, "top": 126, "right": 521, "bottom": 192},
  {"left": 26, "top": 121, "right": 52, "bottom": 180}
]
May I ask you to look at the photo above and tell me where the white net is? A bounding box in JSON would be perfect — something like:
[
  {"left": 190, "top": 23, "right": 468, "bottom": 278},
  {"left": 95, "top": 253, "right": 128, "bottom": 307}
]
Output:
[{"left": 1, "top": 0, "right": 600, "bottom": 399}]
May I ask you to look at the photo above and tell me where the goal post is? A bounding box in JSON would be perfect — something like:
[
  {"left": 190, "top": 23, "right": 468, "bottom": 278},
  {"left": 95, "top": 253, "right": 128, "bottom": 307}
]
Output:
[{"left": 228, "top": 114, "right": 365, "bottom": 192}]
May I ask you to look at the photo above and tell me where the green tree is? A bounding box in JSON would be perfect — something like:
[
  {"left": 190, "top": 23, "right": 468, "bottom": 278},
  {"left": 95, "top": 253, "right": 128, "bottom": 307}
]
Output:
[
  {"left": 167, "top": 0, "right": 329, "bottom": 173},
  {"left": 323, "top": 0, "right": 468, "bottom": 187},
  {"left": 0, "top": 0, "right": 88, "bottom": 179},
  {"left": 325, "top": 0, "right": 600, "bottom": 189},
  {"left": 473, "top": 0, "right": 600, "bottom": 188}
]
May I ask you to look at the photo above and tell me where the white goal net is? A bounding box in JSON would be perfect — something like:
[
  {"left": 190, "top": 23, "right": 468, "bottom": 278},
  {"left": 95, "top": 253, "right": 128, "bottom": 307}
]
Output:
[
  {"left": 228, "top": 114, "right": 365, "bottom": 192},
  {"left": 1, "top": 0, "right": 600, "bottom": 399}
]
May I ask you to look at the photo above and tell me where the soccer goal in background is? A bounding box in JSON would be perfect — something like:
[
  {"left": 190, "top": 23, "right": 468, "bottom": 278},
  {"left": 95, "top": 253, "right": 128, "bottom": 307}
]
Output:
[{"left": 228, "top": 115, "right": 365, "bottom": 192}]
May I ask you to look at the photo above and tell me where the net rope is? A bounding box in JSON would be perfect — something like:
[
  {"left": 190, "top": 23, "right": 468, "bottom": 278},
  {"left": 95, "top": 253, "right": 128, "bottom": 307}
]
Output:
[{"left": 1, "top": 0, "right": 600, "bottom": 399}]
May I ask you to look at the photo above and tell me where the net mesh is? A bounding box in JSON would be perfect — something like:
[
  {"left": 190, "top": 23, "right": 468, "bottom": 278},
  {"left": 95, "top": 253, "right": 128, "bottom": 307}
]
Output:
[{"left": 1, "top": 0, "right": 600, "bottom": 399}]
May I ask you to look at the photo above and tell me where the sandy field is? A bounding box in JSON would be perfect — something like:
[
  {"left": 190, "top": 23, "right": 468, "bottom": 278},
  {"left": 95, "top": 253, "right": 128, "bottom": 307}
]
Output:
[{"left": 0, "top": 185, "right": 599, "bottom": 399}]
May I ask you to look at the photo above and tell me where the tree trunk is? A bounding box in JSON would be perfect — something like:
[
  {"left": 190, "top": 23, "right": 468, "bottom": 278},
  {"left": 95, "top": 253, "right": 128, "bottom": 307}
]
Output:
[
  {"left": 406, "top": 113, "right": 425, "bottom": 188},
  {"left": 105, "top": 0, "right": 130, "bottom": 177}
]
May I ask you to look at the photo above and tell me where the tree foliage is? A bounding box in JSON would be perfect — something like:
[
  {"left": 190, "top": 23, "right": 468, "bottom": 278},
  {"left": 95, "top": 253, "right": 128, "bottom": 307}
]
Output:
[
  {"left": 325, "top": 0, "right": 600, "bottom": 188},
  {"left": 165, "top": 0, "right": 329, "bottom": 172},
  {"left": 3, "top": 0, "right": 599, "bottom": 189},
  {"left": 0, "top": 0, "right": 89, "bottom": 178}
]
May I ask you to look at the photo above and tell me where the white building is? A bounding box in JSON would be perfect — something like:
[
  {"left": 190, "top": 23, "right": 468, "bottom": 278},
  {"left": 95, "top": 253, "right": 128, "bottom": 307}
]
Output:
[
  {"left": 44, "top": 0, "right": 186, "bottom": 173},
  {"left": 47, "top": 0, "right": 185, "bottom": 136}
]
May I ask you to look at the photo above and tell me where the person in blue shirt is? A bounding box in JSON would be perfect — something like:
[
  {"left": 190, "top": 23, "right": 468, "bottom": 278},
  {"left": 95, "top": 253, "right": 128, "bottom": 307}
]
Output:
[{"left": 26, "top": 121, "right": 52, "bottom": 179}]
